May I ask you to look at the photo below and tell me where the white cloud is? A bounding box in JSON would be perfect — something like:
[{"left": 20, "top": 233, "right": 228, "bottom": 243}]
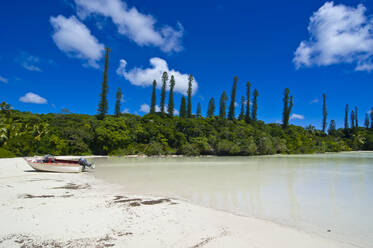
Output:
[
  {"left": 0, "top": 76, "right": 8, "bottom": 83},
  {"left": 310, "top": 98, "right": 319, "bottom": 104},
  {"left": 294, "top": 2, "right": 373, "bottom": 71},
  {"left": 23, "top": 64, "right": 41, "bottom": 72},
  {"left": 117, "top": 57, "right": 198, "bottom": 95},
  {"left": 74, "top": 0, "right": 183, "bottom": 52},
  {"left": 122, "top": 108, "right": 130, "bottom": 113},
  {"left": 50, "top": 15, "right": 105, "bottom": 68},
  {"left": 290, "top": 114, "right": 305, "bottom": 120},
  {"left": 356, "top": 62, "right": 373, "bottom": 72},
  {"left": 19, "top": 92, "right": 47, "bottom": 104},
  {"left": 140, "top": 103, "right": 150, "bottom": 113},
  {"left": 139, "top": 103, "right": 162, "bottom": 113}
]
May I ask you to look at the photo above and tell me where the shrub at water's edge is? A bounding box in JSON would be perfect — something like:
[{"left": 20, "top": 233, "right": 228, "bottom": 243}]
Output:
[{"left": 1, "top": 109, "right": 372, "bottom": 158}]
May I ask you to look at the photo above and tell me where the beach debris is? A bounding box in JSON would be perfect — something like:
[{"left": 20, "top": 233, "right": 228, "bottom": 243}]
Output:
[
  {"left": 129, "top": 202, "right": 141, "bottom": 207},
  {"left": 52, "top": 183, "right": 90, "bottom": 190},
  {"left": 141, "top": 198, "right": 171, "bottom": 205},
  {"left": 21, "top": 194, "right": 55, "bottom": 199},
  {"left": 113, "top": 195, "right": 128, "bottom": 201},
  {"left": 115, "top": 198, "right": 142, "bottom": 204},
  {"left": 117, "top": 232, "right": 133, "bottom": 236},
  {"left": 0, "top": 234, "right": 110, "bottom": 247},
  {"left": 111, "top": 196, "right": 174, "bottom": 207}
]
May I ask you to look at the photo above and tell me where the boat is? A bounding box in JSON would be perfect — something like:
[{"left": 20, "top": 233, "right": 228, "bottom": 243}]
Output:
[{"left": 25, "top": 155, "right": 94, "bottom": 173}]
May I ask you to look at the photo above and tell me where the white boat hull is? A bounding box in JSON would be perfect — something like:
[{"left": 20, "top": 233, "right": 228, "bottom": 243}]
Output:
[{"left": 27, "top": 162, "right": 83, "bottom": 173}]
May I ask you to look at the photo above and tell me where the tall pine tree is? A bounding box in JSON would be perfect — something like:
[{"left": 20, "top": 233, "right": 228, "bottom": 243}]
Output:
[
  {"left": 370, "top": 107, "right": 373, "bottom": 128},
  {"left": 252, "top": 89, "right": 259, "bottom": 121},
  {"left": 238, "top": 96, "right": 245, "bottom": 120},
  {"left": 228, "top": 76, "right": 238, "bottom": 120},
  {"left": 115, "top": 87, "right": 122, "bottom": 117},
  {"left": 168, "top": 75, "right": 175, "bottom": 116},
  {"left": 245, "top": 81, "right": 251, "bottom": 123},
  {"left": 219, "top": 91, "right": 228, "bottom": 119},
  {"left": 355, "top": 106, "right": 358, "bottom": 127},
  {"left": 207, "top": 98, "right": 215, "bottom": 118},
  {"left": 187, "top": 74, "right": 193, "bottom": 118},
  {"left": 351, "top": 110, "right": 355, "bottom": 129},
  {"left": 97, "top": 47, "right": 111, "bottom": 120},
  {"left": 365, "top": 113, "right": 370, "bottom": 128},
  {"left": 344, "top": 104, "right": 349, "bottom": 130},
  {"left": 160, "top": 72, "right": 168, "bottom": 114},
  {"left": 282, "top": 88, "right": 293, "bottom": 128},
  {"left": 196, "top": 102, "right": 201, "bottom": 117},
  {"left": 322, "top": 93, "right": 327, "bottom": 133},
  {"left": 180, "top": 96, "right": 187, "bottom": 118},
  {"left": 150, "top": 80, "right": 157, "bottom": 114}
]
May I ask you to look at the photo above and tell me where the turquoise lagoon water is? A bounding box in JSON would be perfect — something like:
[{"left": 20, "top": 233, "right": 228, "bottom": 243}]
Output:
[{"left": 93, "top": 152, "right": 373, "bottom": 247}]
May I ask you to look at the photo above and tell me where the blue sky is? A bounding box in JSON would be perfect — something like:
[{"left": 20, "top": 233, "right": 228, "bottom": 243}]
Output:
[{"left": 1, "top": 0, "right": 372, "bottom": 129}]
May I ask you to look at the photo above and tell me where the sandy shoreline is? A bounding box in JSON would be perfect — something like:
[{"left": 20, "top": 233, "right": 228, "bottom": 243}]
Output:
[{"left": 0, "top": 158, "right": 356, "bottom": 248}]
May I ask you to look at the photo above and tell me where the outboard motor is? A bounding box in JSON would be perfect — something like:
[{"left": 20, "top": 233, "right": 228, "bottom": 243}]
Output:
[
  {"left": 42, "top": 154, "right": 55, "bottom": 163},
  {"left": 78, "top": 158, "right": 94, "bottom": 171}
]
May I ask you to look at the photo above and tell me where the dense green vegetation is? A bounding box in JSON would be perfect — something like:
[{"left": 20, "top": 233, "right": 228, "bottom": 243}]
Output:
[{"left": 1, "top": 105, "right": 373, "bottom": 158}]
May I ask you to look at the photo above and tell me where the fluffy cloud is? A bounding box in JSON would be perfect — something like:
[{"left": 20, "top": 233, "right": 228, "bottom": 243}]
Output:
[
  {"left": 294, "top": 2, "right": 373, "bottom": 71},
  {"left": 50, "top": 15, "right": 105, "bottom": 68},
  {"left": 74, "top": 0, "right": 183, "bottom": 52},
  {"left": 310, "top": 98, "right": 319, "bottom": 104},
  {"left": 117, "top": 57, "right": 198, "bottom": 95},
  {"left": 138, "top": 104, "right": 178, "bottom": 114},
  {"left": 0, "top": 76, "right": 8, "bottom": 83},
  {"left": 19, "top": 92, "right": 47, "bottom": 104},
  {"left": 290, "top": 114, "right": 305, "bottom": 120},
  {"left": 139, "top": 103, "right": 161, "bottom": 113}
]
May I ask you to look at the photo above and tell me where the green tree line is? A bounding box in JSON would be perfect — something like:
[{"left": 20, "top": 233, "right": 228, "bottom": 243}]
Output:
[{"left": 1, "top": 48, "right": 373, "bottom": 157}]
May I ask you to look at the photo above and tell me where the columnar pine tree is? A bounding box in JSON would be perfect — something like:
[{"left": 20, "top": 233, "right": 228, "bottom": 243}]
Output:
[
  {"left": 196, "top": 102, "right": 201, "bottom": 117},
  {"left": 228, "top": 76, "right": 238, "bottom": 120},
  {"left": 351, "top": 110, "right": 355, "bottom": 129},
  {"left": 282, "top": 88, "right": 293, "bottom": 128},
  {"left": 245, "top": 81, "right": 251, "bottom": 123},
  {"left": 115, "top": 87, "right": 122, "bottom": 117},
  {"left": 322, "top": 93, "right": 327, "bottom": 133},
  {"left": 207, "top": 98, "right": 215, "bottom": 118},
  {"left": 344, "top": 104, "right": 349, "bottom": 130},
  {"left": 219, "top": 91, "right": 228, "bottom": 119},
  {"left": 252, "top": 89, "right": 259, "bottom": 121},
  {"left": 365, "top": 113, "right": 370, "bottom": 128},
  {"left": 168, "top": 75, "right": 175, "bottom": 117},
  {"left": 328, "top": 120, "right": 336, "bottom": 135},
  {"left": 187, "top": 74, "right": 193, "bottom": 118},
  {"left": 160, "top": 72, "right": 168, "bottom": 114},
  {"left": 370, "top": 107, "right": 373, "bottom": 128},
  {"left": 150, "top": 80, "right": 157, "bottom": 114},
  {"left": 97, "top": 47, "right": 111, "bottom": 120},
  {"left": 238, "top": 96, "right": 245, "bottom": 120},
  {"left": 355, "top": 106, "right": 358, "bottom": 127},
  {"left": 180, "top": 96, "right": 187, "bottom": 118}
]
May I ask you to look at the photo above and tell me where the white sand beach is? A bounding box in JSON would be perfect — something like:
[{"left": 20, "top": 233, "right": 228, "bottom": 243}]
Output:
[{"left": 0, "top": 158, "right": 356, "bottom": 248}]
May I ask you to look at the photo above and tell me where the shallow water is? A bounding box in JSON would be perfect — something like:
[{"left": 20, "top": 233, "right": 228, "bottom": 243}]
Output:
[{"left": 92, "top": 152, "right": 373, "bottom": 247}]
